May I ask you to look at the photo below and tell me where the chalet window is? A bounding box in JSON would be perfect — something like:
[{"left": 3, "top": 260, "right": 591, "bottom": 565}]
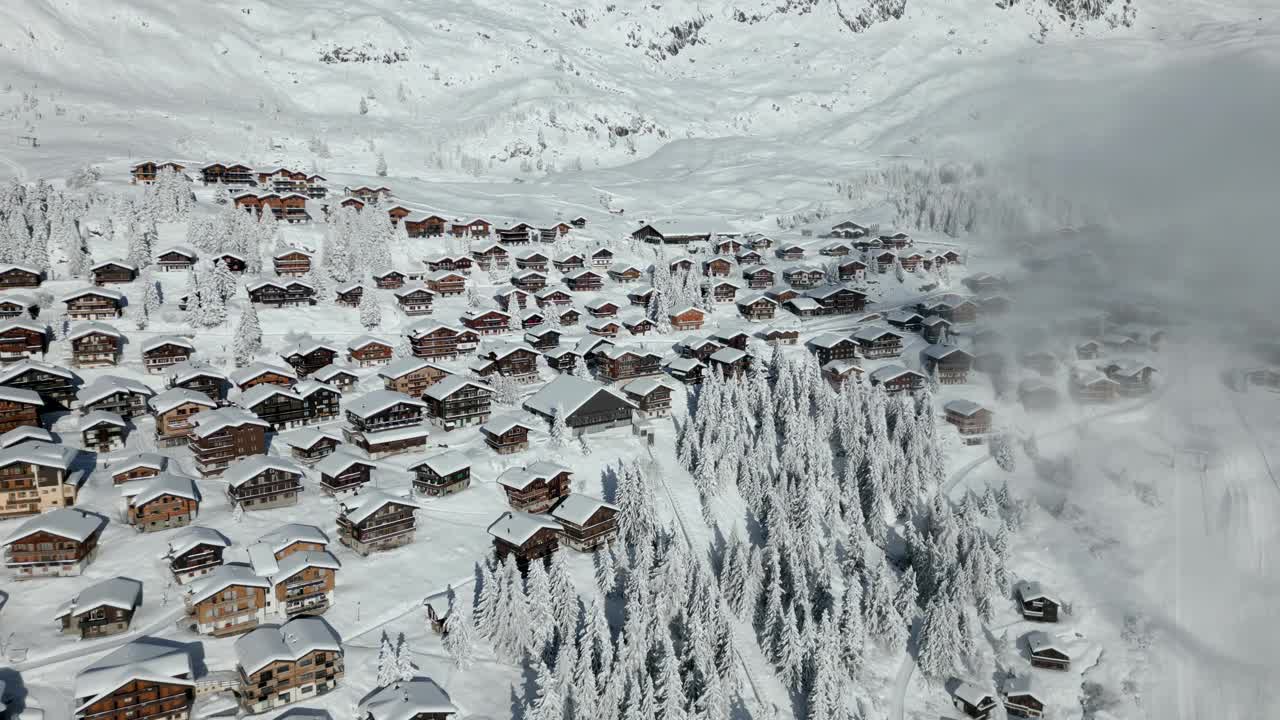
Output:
[{"left": 89, "top": 607, "right": 105, "bottom": 620}]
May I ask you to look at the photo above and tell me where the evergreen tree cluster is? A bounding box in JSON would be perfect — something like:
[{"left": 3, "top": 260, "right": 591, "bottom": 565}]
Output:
[
  {"left": 0, "top": 179, "right": 90, "bottom": 275},
  {"left": 184, "top": 199, "right": 266, "bottom": 272}
]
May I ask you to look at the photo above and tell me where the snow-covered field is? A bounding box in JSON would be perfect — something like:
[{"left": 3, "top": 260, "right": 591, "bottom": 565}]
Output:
[{"left": 0, "top": 1, "right": 1278, "bottom": 719}]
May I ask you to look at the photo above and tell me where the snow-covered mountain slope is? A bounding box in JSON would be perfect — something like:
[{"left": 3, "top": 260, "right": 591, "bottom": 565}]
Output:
[{"left": 0, "top": 0, "right": 1271, "bottom": 184}]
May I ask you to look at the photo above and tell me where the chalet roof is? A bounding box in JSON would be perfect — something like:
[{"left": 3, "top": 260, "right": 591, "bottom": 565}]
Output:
[
  {"left": 1000, "top": 674, "right": 1039, "bottom": 698},
  {"left": 634, "top": 219, "right": 739, "bottom": 237},
  {"left": 921, "top": 344, "right": 972, "bottom": 361},
  {"left": 315, "top": 449, "right": 378, "bottom": 477},
  {"left": 512, "top": 270, "right": 547, "bottom": 281},
  {"left": 515, "top": 249, "right": 550, "bottom": 260},
  {"left": 424, "top": 375, "right": 492, "bottom": 401},
  {"left": 461, "top": 308, "right": 511, "bottom": 322},
  {"left": 378, "top": 356, "right": 446, "bottom": 380},
  {"left": 272, "top": 549, "right": 342, "bottom": 582},
  {"left": 808, "top": 333, "right": 855, "bottom": 349},
  {"left": 188, "top": 562, "right": 271, "bottom": 604},
  {"left": 943, "top": 399, "right": 987, "bottom": 417},
  {"left": 140, "top": 335, "right": 195, "bottom": 354},
  {"left": 91, "top": 259, "right": 138, "bottom": 272},
  {"left": 0, "top": 439, "right": 76, "bottom": 471},
  {"left": 484, "top": 412, "right": 536, "bottom": 436},
  {"left": 278, "top": 426, "right": 344, "bottom": 451},
  {"left": 620, "top": 376, "right": 675, "bottom": 398},
  {"left": 229, "top": 362, "right": 298, "bottom": 386},
  {"left": 0, "top": 424, "right": 53, "bottom": 447},
  {"left": 348, "top": 334, "right": 392, "bottom": 352},
  {"left": 272, "top": 247, "right": 314, "bottom": 259},
  {"left": 224, "top": 455, "right": 303, "bottom": 489},
  {"left": 535, "top": 286, "right": 572, "bottom": 299},
  {"left": 736, "top": 294, "right": 777, "bottom": 307},
  {"left": 246, "top": 278, "right": 314, "bottom": 292},
  {"left": 54, "top": 576, "right": 143, "bottom": 620},
  {"left": 68, "top": 321, "right": 123, "bottom": 341},
  {"left": 0, "top": 382, "right": 40, "bottom": 407},
  {"left": 166, "top": 359, "right": 227, "bottom": 384},
  {"left": 496, "top": 461, "right": 572, "bottom": 491},
  {"left": 921, "top": 315, "right": 951, "bottom": 327},
  {"left": 550, "top": 493, "right": 617, "bottom": 526},
  {"left": 669, "top": 305, "right": 705, "bottom": 317},
  {"left": 0, "top": 262, "right": 42, "bottom": 275},
  {"left": 599, "top": 345, "right": 661, "bottom": 362},
  {"left": 952, "top": 681, "right": 994, "bottom": 707},
  {"left": 484, "top": 341, "right": 539, "bottom": 361},
  {"left": 709, "top": 347, "right": 748, "bottom": 364},
  {"left": 239, "top": 383, "right": 298, "bottom": 408},
  {"left": 523, "top": 374, "right": 636, "bottom": 420},
  {"left": 76, "top": 375, "right": 153, "bottom": 406},
  {"left": 805, "top": 284, "right": 861, "bottom": 300},
  {"left": 487, "top": 510, "right": 562, "bottom": 546},
  {"left": 408, "top": 450, "right": 469, "bottom": 476},
  {"left": 869, "top": 365, "right": 921, "bottom": 383},
  {"left": 372, "top": 267, "right": 405, "bottom": 279},
  {"left": 0, "top": 318, "right": 45, "bottom": 336},
  {"left": 148, "top": 387, "right": 215, "bottom": 415},
  {"left": 313, "top": 364, "right": 359, "bottom": 382},
  {"left": 565, "top": 268, "right": 602, "bottom": 281},
  {"left": 359, "top": 677, "right": 458, "bottom": 720},
  {"left": 3, "top": 507, "right": 106, "bottom": 545},
  {"left": 340, "top": 489, "right": 421, "bottom": 526},
  {"left": 79, "top": 410, "right": 127, "bottom": 431},
  {"left": 347, "top": 389, "right": 426, "bottom": 419},
  {"left": 821, "top": 360, "right": 863, "bottom": 375},
  {"left": 395, "top": 285, "right": 437, "bottom": 299},
  {"left": 234, "top": 616, "right": 341, "bottom": 675},
  {"left": 167, "top": 526, "right": 231, "bottom": 559},
  {"left": 1072, "top": 369, "right": 1118, "bottom": 387},
  {"left": 543, "top": 347, "right": 579, "bottom": 360},
  {"left": 189, "top": 407, "right": 268, "bottom": 438},
  {"left": 63, "top": 287, "right": 126, "bottom": 303},
  {"left": 258, "top": 523, "right": 329, "bottom": 554},
  {"left": 784, "top": 298, "right": 821, "bottom": 312},
  {"left": 664, "top": 357, "right": 704, "bottom": 372},
  {"left": 73, "top": 638, "right": 194, "bottom": 711},
  {"left": 293, "top": 379, "right": 339, "bottom": 399},
  {"left": 886, "top": 310, "right": 924, "bottom": 324},
  {"left": 109, "top": 452, "right": 168, "bottom": 481},
  {"left": 1024, "top": 630, "right": 1066, "bottom": 657},
  {"left": 854, "top": 326, "right": 901, "bottom": 342},
  {"left": 157, "top": 245, "right": 197, "bottom": 259},
  {"left": 279, "top": 338, "right": 340, "bottom": 358},
  {"left": 1014, "top": 580, "right": 1059, "bottom": 604},
  {"left": 127, "top": 472, "right": 201, "bottom": 507},
  {"left": 586, "top": 318, "right": 621, "bottom": 332},
  {"left": 574, "top": 336, "right": 614, "bottom": 356}
]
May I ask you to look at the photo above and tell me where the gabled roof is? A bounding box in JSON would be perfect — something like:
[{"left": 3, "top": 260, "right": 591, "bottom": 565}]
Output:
[
  {"left": 63, "top": 287, "right": 126, "bottom": 303},
  {"left": 808, "top": 333, "right": 855, "bottom": 349},
  {"left": 90, "top": 259, "right": 138, "bottom": 272},
  {"left": 279, "top": 338, "right": 340, "bottom": 357},
  {"left": 77, "top": 375, "right": 154, "bottom": 405},
  {"left": 79, "top": 410, "right": 127, "bottom": 431},
  {"left": 234, "top": 616, "right": 341, "bottom": 675},
  {"left": 73, "top": 638, "right": 194, "bottom": 711},
  {"left": 272, "top": 247, "right": 314, "bottom": 259},
  {"left": 0, "top": 384, "right": 41, "bottom": 407},
  {"left": 550, "top": 494, "right": 617, "bottom": 526},
  {"left": 395, "top": 285, "right": 437, "bottom": 299},
  {"left": 347, "top": 390, "right": 426, "bottom": 419},
  {"left": 189, "top": 407, "right": 268, "bottom": 438},
  {"left": 423, "top": 375, "right": 493, "bottom": 401},
  {"left": 921, "top": 344, "right": 972, "bottom": 361},
  {"left": 54, "top": 576, "right": 143, "bottom": 620},
  {"left": 188, "top": 563, "right": 270, "bottom": 604},
  {"left": 272, "top": 549, "right": 342, "bottom": 582},
  {"left": 943, "top": 399, "right": 987, "bottom": 416},
  {"left": 952, "top": 681, "right": 994, "bottom": 707},
  {"left": 481, "top": 414, "right": 533, "bottom": 436},
  {"left": 0, "top": 424, "right": 53, "bottom": 447},
  {"left": 853, "top": 326, "right": 901, "bottom": 342},
  {"left": 167, "top": 526, "right": 231, "bottom": 559},
  {"left": 347, "top": 334, "right": 393, "bottom": 352},
  {"left": 359, "top": 677, "right": 458, "bottom": 720},
  {"left": 166, "top": 359, "right": 227, "bottom": 384},
  {"left": 223, "top": 455, "right": 304, "bottom": 489},
  {"left": 1024, "top": 629, "right": 1067, "bottom": 657},
  {"left": 340, "top": 489, "right": 421, "bottom": 526},
  {"left": 869, "top": 365, "right": 922, "bottom": 383},
  {"left": 407, "top": 450, "right": 470, "bottom": 476},
  {"left": 0, "top": 318, "right": 46, "bottom": 335},
  {"left": 258, "top": 523, "right": 329, "bottom": 554},
  {"left": 487, "top": 510, "right": 562, "bottom": 545},
  {"left": 127, "top": 472, "right": 201, "bottom": 507},
  {"left": 3, "top": 507, "right": 106, "bottom": 545},
  {"left": 239, "top": 383, "right": 299, "bottom": 408},
  {"left": 0, "top": 358, "right": 76, "bottom": 384},
  {"left": 709, "top": 347, "right": 748, "bottom": 364},
  {"left": 68, "top": 321, "right": 124, "bottom": 341},
  {"left": 0, "top": 439, "right": 75, "bottom": 471},
  {"left": 229, "top": 362, "right": 297, "bottom": 386},
  {"left": 278, "top": 426, "right": 344, "bottom": 451},
  {"left": 148, "top": 387, "right": 215, "bottom": 415},
  {"left": 294, "top": 379, "right": 340, "bottom": 398},
  {"left": 1014, "top": 580, "right": 1059, "bottom": 604},
  {"left": 315, "top": 449, "right": 378, "bottom": 477},
  {"left": 140, "top": 335, "right": 195, "bottom": 354},
  {"left": 523, "top": 374, "right": 636, "bottom": 419},
  {"left": 312, "top": 364, "right": 359, "bottom": 382}
]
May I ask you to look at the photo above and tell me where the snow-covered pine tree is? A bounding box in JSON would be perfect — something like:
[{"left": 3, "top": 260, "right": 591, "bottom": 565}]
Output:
[
  {"left": 395, "top": 632, "right": 415, "bottom": 681},
  {"left": 526, "top": 558, "right": 556, "bottom": 655},
  {"left": 442, "top": 603, "right": 476, "bottom": 669},
  {"left": 594, "top": 539, "right": 619, "bottom": 596},
  {"left": 549, "top": 402, "right": 570, "bottom": 448},
  {"left": 376, "top": 633, "right": 398, "bottom": 687},
  {"left": 359, "top": 286, "right": 382, "bottom": 329},
  {"left": 528, "top": 661, "right": 565, "bottom": 720},
  {"left": 991, "top": 433, "right": 1016, "bottom": 472},
  {"left": 233, "top": 302, "right": 263, "bottom": 367},
  {"left": 210, "top": 259, "right": 236, "bottom": 302},
  {"left": 376, "top": 152, "right": 388, "bottom": 177},
  {"left": 915, "top": 588, "right": 962, "bottom": 681}
]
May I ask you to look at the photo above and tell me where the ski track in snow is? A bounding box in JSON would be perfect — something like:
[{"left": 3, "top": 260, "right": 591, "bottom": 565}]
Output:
[
  {"left": 887, "top": 647, "right": 916, "bottom": 720},
  {"left": 0, "top": 150, "right": 27, "bottom": 181}
]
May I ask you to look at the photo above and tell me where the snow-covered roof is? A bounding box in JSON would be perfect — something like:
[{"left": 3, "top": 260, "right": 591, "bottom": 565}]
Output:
[
  {"left": 869, "top": 365, "right": 920, "bottom": 383},
  {"left": 140, "top": 335, "right": 195, "bottom": 354},
  {"left": 229, "top": 362, "right": 298, "bottom": 386},
  {"left": 359, "top": 678, "right": 458, "bottom": 720},
  {"left": 1014, "top": 580, "right": 1059, "bottom": 604},
  {"left": 665, "top": 357, "right": 704, "bottom": 372},
  {"left": 73, "top": 638, "right": 193, "bottom": 711},
  {"left": 0, "top": 424, "right": 53, "bottom": 448},
  {"left": 91, "top": 258, "right": 138, "bottom": 272},
  {"left": 272, "top": 247, "right": 314, "bottom": 259},
  {"left": 340, "top": 489, "right": 421, "bottom": 526},
  {"left": 157, "top": 245, "right": 197, "bottom": 258},
  {"left": 224, "top": 455, "right": 304, "bottom": 489},
  {"left": 1024, "top": 630, "right": 1066, "bottom": 656},
  {"left": 407, "top": 450, "right": 470, "bottom": 476},
  {"left": 736, "top": 293, "right": 777, "bottom": 307},
  {"left": 166, "top": 359, "right": 227, "bottom": 384},
  {"left": 487, "top": 510, "right": 562, "bottom": 546},
  {"left": 496, "top": 461, "right": 572, "bottom": 491},
  {"left": 423, "top": 375, "right": 492, "bottom": 401},
  {"left": 523, "top": 374, "right": 636, "bottom": 419},
  {"left": 395, "top": 286, "right": 437, "bottom": 299},
  {"left": 709, "top": 347, "right": 747, "bottom": 364},
  {"left": 921, "top": 344, "right": 971, "bottom": 361},
  {"left": 189, "top": 407, "right": 268, "bottom": 438},
  {"left": 550, "top": 494, "right": 617, "bottom": 526},
  {"left": 808, "top": 332, "right": 854, "bottom": 349},
  {"left": 0, "top": 263, "right": 41, "bottom": 275},
  {"left": 188, "top": 563, "right": 271, "bottom": 605},
  {"left": 278, "top": 426, "right": 344, "bottom": 451},
  {"left": 258, "top": 523, "right": 329, "bottom": 554},
  {"left": 148, "top": 387, "right": 215, "bottom": 415},
  {"left": 854, "top": 326, "right": 901, "bottom": 342},
  {"left": 77, "top": 375, "right": 154, "bottom": 406},
  {"left": 943, "top": 400, "right": 987, "bottom": 417},
  {"left": 313, "top": 364, "right": 359, "bottom": 382},
  {"left": 63, "top": 287, "right": 126, "bottom": 303},
  {"left": 167, "top": 526, "right": 231, "bottom": 559},
  {"left": 347, "top": 334, "right": 392, "bottom": 352},
  {"left": 0, "top": 359, "right": 76, "bottom": 386},
  {"left": 376, "top": 357, "right": 437, "bottom": 380},
  {"left": 279, "top": 338, "right": 340, "bottom": 357},
  {"left": 54, "top": 576, "right": 143, "bottom": 620},
  {"left": 315, "top": 449, "right": 377, "bottom": 477},
  {"left": 620, "top": 376, "right": 675, "bottom": 397},
  {"left": 0, "top": 318, "right": 46, "bottom": 336},
  {"left": 79, "top": 409, "right": 127, "bottom": 432},
  {"left": 0, "top": 439, "right": 76, "bottom": 471},
  {"left": 886, "top": 310, "right": 924, "bottom": 323},
  {"left": 784, "top": 297, "right": 821, "bottom": 311},
  {"left": 347, "top": 389, "right": 426, "bottom": 419},
  {"left": 234, "top": 616, "right": 341, "bottom": 675},
  {"left": 246, "top": 278, "right": 314, "bottom": 292},
  {"left": 952, "top": 681, "right": 993, "bottom": 707},
  {"left": 272, "top": 549, "right": 342, "bottom": 582},
  {"left": 239, "top": 383, "right": 298, "bottom": 408},
  {"left": 127, "top": 472, "right": 201, "bottom": 507},
  {"left": 636, "top": 219, "right": 738, "bottom": 237},
  {"left": 1000, "top": 674, "right": 1038, "bottom": 698},
  {"left": 68, "top": 321, "right": 123, "bottom": 341},
  {"left": 3, "top": 507, "right": 106, "bottom": 545},
  {"left": 481, "top": 414, "right": 533, "bottom": 436}
]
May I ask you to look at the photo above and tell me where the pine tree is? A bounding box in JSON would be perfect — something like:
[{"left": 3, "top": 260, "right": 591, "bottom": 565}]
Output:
[
  {"left": 210, "top": 259, "right": 236, "bottom": 302},
  {"left": 894, "top": 566, "right": 919, "bottom": 620},
  {"left": 233, "top": 302, "right": 262, "bottom": 367},
  {"left": 395, "top": 632, "right": 414, "bottom": 681},
  {"left": 376, "top": 633, "right": 398, "bottom": 687},
  {"left": 376, "top": 152, "right": 388, "bottom": 177},
  {"left": 915, "top": 590, "right": 962, "bottom": 681},
  {"left": 528, "top": 661, "right": 565, "bottom": 720},
  {"left": 359, "top": 286, "right": 382, "bottom": 328},
  {"left": 443, "top": 603, "right": 477, "bottom": 669},
  {"left": 991, "top": 434, "right": 1016, "bottom": 472},
  {"left": 549, "top": 402, "right": 570, "bottom": 447},
  {"left": 526, "top": 558, "right": 556, "bottom": 654}
]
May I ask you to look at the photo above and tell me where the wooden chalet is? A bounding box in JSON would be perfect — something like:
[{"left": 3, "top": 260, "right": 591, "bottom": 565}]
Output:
[
  {"left": 3, "top": 507, "right": 106, "bottom": 578},
  {"left": 737, "top": 294, "right": 778, "bottom": 321},
  {"left": 280, "top": 339, "right": 340, "bottom": 377},
  {"left": 664, "top": 356, "right": 704, "bottom": 384},
  {"left": 68, "top": 322, "right": 123, "bottom": 368},
  {"left": 488, "top": 510, "right": 562, "bottom": 570},
  {"left": 461, "top": 308, "right": 512, "bottom": 335},
  {"left": 807, "top": 333, "right": 860, "bottom": 365},
  {"left": 404, "top": 213, "right": 450, "bottom": 237},
  {"left": 183, "top": 562, "right": 270, "bottom": 636},
  {"left": 631, "top": 221, "right": 737, "bottom": 245},
  {"left": 525, "top": 327, "right": 561, "bottom": 352},
  {"left": 130, "top": 160, "right": 185, "bottom": 183},
  {"left": 1070, "top": 370, "right": 1119, "bottom": 403},
  {"left": 619, "top": 376, "right": 674, "bottom": 418},
  {"left": 392, "top": 287, "right": 435, "bottom": 317},
  {"left": 471, "top": 243, "right": 510, "bottom": 270},
  {"left": 623, "top": 316, "right": 655, "bottom": 335},
  {"left": 758, "top": 326, "right": 800, "bottom": 346},
  {"left": 166, "top": 360, "right": 227, "bottom": 401},
  {"left": 347, "top": 335, "right": 394, "bottom": 367},
  {"left": 588, "top": 247, "right": 614, "bottom": 267},
  {"left": 952, "top": 682, "right": 999, "bottom": 720},
  {"left": 90, "top": 260, "right": 138, "bottom": 286},
  {"left": 586, "top": 319, "right": 621, "bottom": 338},
  {"left": 71, "top": 638, "right": 195, "bottom": 720},
  {"left": 1025, "top": 631, "right": 1071, "bottom": 670},
  {"left": 0, "top": 264, "right": 42, "bottom": 288},
  {"left": 515, "top": 250, "right": 550, "bottom": 271},
  {"left": 343, "top": 390, "right": 431, "bottom": 457},
  {"left": 423, "top": 376, "right": 493, "bottom": 429},
  {"left": 706, "top": 279, "right": 741, "bottom": 304},
  {"left": 358, "top": 677, "right": 459, "bottom": 720},
  {"left": 669, "top": 306, "right": 706, "bottom": 331},
  {"left": 480, "top": 415, "right": 533, "bottom": 454},
  {"left": 735, "top": 248, "right": 763, "bottom": 265},
  {"left": 475, "top": 343, "right": 540, "bottom": 383},
  {"left": 272, "top": 248, "right": 313, "bottom": 277},
  {"left": 0, "top": 384, "right": 41, "bottom": 434},
  {"left": 853, "top": 326, "right": 903, "bottom": 359},
  {"left": 1100, "top": 360, "right": 1157, "bottom": 396},
  {"left": 230, "top": 362, "right": 298, "bottom": 392},
  {"left": 553, "top": 252, "right": 586, "bottom": 273},
  {"left": 200, "top": 162, "right": 253, "bottom": 185},
  {"left": 224, "top": 456, "right": 305, "bottom": 510},
  {"left": 776, "top": 244, "right": 805, "bottom": 261},
  {"left": 64, "top": 288, "right": 125, "bottom": 320},
  {"left": 680, "top": 337, "right": 723, "bottom": 363},
  {"left": 921, "top": 344, "right": 974, "bottom": 384},
  {"left": 550, "top": 494, "right": 618, "bottom": 552},
  {"left": 806, "top": 286, "right": 866, "bottom": 315},
  {"left": 512, "top": 270, "right": 548, "bottom": 292},
  {"left": 76, "top": 375, "right": 153, "bottom": 419},
  {"left": 140, "top": 335, "right": 194, "bottom": 374},
  {"left": 703, "top": 257, "right": 734, "bottom": 278},
  {"left": 523, "top": 375, "right": 635, "bottom": 435},
  {"left": 316, "top": 450, "right": 378, "bottom": 495},
  {"left": 742, "top": 266, "right": 776, "bottom": 289},
  {"left": 166, "top": 527, "right": 230, "bottom": 584},
  {"left": 0, "top": 440, "right": 79, "bottom": 519},
  {"left": 535, "top": 287, "right": 573, "bottom": 307},
  {"left": 543, "top": 348, "right": 581, "bottom": 374},
  {"left": 234, "top": 616, "right": 344, "bottom": 713},
  {"left": 708, "top": 347, "right": 752, "bottom": 378},
  {"left": 0, "top": 359, "right": 77, "bottom": 410},
  {"left": 79, "top": 411, "right": 126, "bottom": 452},
  {"left": 829, "top": 220, "right": 870, "bottom": 238},
  {"left": 564, "top": 268, "right": 605, "bottom": 292},
  {"left": 496, "top": 287, "right": 532, "bottom": 312},
  {"left": 427, "top": 270, "right": 467, "bottom": 296},
  {"left": 668, "top": 257, "right": 695, "bottom": 274},
  {"left": 189, "top": 408, "right": 269, "bottom": 477},
  {"left": 782, "top": 266, "right": 824, "bottom": 289},
  {"left": 310, "top": 365, "right": 357, "bottom": 395},
  {"left": 276, "top": 427, "right": 341, "bottom": 466},
  {"left": 408, "top": 322, "right": 480, "bottom": 360},
  {"left": 336, "top": 283, "right": 364, "bottom": 307},
  {"left": 125, "top": 472, "right": 202, "bottom": 531},
  {"left": 555, "top": 306, "right": 581, "bottom": 326},
  {"left": 1015, "top": 581, "right": 1061, "bottom": 622},
  {"left": 373, "top": 268, "right": 406, "bottom": 290},
  {"left": 247, "top": 279, "right": 316, "bottom": 308},
  {"left": 338, "top": 490, "right": 421, "bottom": 555},
  {"left": 626, "top": 286, "right": 655, "bottom": 307},
  {"left": 0, "top": 293, "right": 37, "bottom": 321},
  {"left": 711, "top": 329, "right": 750, "bottom": 350},
  {"left": 868, "top": 365, "right": 926, "bottom": 394},
  {"left": 409, "top": 450, "right": 470, "bottom": 496},
  {"left": 1000, "top": 675, "right": 1045, "bottom": 719},
  {"left": 886, "top": 309, "right": 924, "bottom": 332},
  {"left": 598, "top": 347, "right": 662, "bottom": 382},
  {"left": 378, "top": 357, "right": 450, "bottom": 397},
  {"left": 944, "top": 400, "right": 992, "bottom": 444},
  {"left": 148, "top": 388, "right": 215, "bottom": 447},
  {"left": 495, "top": 222, "right": 536, "bottom": 245}
]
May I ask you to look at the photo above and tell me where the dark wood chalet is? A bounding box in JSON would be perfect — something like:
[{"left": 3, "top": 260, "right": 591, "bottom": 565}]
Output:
[
  {"left": 423, "top": 376, "right": 493, "bottom": 429},
  {"left": 338, "top": 490, "right": 421, "bottom": 555},
  {"left": 0, "top": 293, "right": 37, "bottom": 320},
  {"left": 494, "top": 462, "right": 571, "bottom": 512},
  {"left": 619, "top": 377, "right": 673, "bottom": 418},
  {"left": 0, "top": 264, "right": 42, "bottom": 288},
  {"left": 0, "top": 359, "right": 78, "bottom": 409},
  {"left": 408, "top": 323, "right": 480, "bottom": 360},
  {"left": 3, "top": 508, "right": 107, "bottom": 578},
  {"left": 921, "top": 345, "right": 974, "bottom": 384},
  {"left": 409, "top": 450, "right": 471, "bottom": 497},
  {"left": 944, "top": 400, "right": 992, "bottom": 443},
  {"left": 125, "top": 473, "right": 202, "bottom": 532},
  {"left": 543, "top": 348, "right": 580, "bottom": 374},
  {"left": 140, "top": 336, "right": 193, "bottom": 374},
  {"left": 515, "top": 250, "right": 550, "bottom": 271},
  {"left": 853, "top": 327, "right": 903, "bottom": 358},
  {"left": 347, "top": 336, "right": 394, "bottom": 367},
  {"left": 564, "top": 269, "right": 604, "bottom": 292},
  {"left": 234, "top": 617, "right": 344, "bottom": 714},
  {"left": 471, "top": 243, "right": 510, "bottom": 270},
  {"left": 627, "top": 287, "right": 655, "bottom": 307},
  {"left": 130, "top": 160, "right": 185, "bottom": 183},
  {"left": 669, "top": 307, "right": 706, "bottom": 331},
  {"left": 488, "top": 510, "right": 562, "bottom": 570},
  {"left": 1015, "top": 581, "right": 1061, "bottom": 622},
  {"left": 396, "top": 287, "right": 437, "bottom": 316},
  {"left": 624, "top": 316, "right": 655, "bottom": 335},
  {"left": 0, "top": 319, "right": 49, "bottom": 362},
  {"left": 343, "top": 390, "right": 430, "bottom": 457},
  {"left": 476, "top": 344, "right": 540, "bottom": 383},
  {"left": 535, "top": 287, "right": 573, "bottom": 307},
  {"left": 708, "top": 347, "right": 752, "bottom": 378},
  {"left": 280, "top": 340, "right": 339, "bottom": 378},
  {"left": 90, "top": 261, "right": 137, "bottom": 286},
  {"left": 69, "top": 323, "right": 124, "bottom": 368},
  {"left": 427, "top": 271, "right": 467, "bottom": 296},
  {"left": 598, "top": 347, "right": 662, "bottom": 382},
  {"left": 71, "top": 639, "right": 196, "bottom": 720},
  {"left": 189, "top": 408, "right": 269, "bottom": 477},
  {"left": 758, "top": 327, "right": 800, "bottom": 346},
  {"left": 378, "top": 357, "right": 450, "bottom": 396},
  {"left": 737, "top": 294, "right": 778, "bottom": 321},
  {"left": 280, "top": 427, "right": 343, "bottom": 465},
  {"left": 167, "top": 361, "right": 228, "bottom": 401},
  {"left": 952, "top": 683, "right": 998, "bottom": 720},
  {"left": 224, "top": 456, "right": 305, "bottom": 510},
  {"left": 589, "top": 248, "right": 614, "bottom": 267},
  {"left": 0, "top": 385, "right": 41, "bottom": 434},
  {"left": 404, "top": 214, "right": 450, "bottom": 237},
  {"left": 512, "top": 271, "right": 548, "bottom": 293},
  {"left": 523, "top": 374, "right": 635, "bottom": 435},
  {"left": 586, "top": 319, "right": 621, "bottom": 338},
  {"left": 373, "top": 269, "right": 406, "bottom": 289},
  {"left": 316, "top": 451, "right": 379, "bottom": 495},
  {"left": 167, "top": 527, "right": 231, "bottom": 584},
  {"left": 230, "top": 363, "right": 298, "bottom": 392},
  {"left": 525, "top": 327, "right": 561, "bottom": 351},
  {"left": 273, "top": 249, "right": 313, "bottom": 277},
  {"left": 149, "top": 387, "right": 216, "bottom": 447},
  {"left": 1025, "top": 631, "right": 1070, "bottom": 671},
  {"left": 550, "top": 494, "right": 619, "bottom": 552},
  {"left": 480, "top": 415, "right": 532, "bottom": 455},
  {"left": 64, "top": 288, "right": 125, "bottom": 320},
  {"left": 247, "top": 279, "right": 316, "bottom": 308},
  {"left": 869, "top": 365, "right": 926, "bottom": 394},
  {"left": 553, "top": 253, "right": 586, "bottom": 273},
  {"left": 336, "top": 283, "right": 364, "bottom": 307},
  {"left": 807, "top": 334, "right": 860, "bottom": 365},
  {"left": 461, "top": 309, "right": 512, "bottom": 335},
  {"left": 703, "top": 257, "right": 733, "bottom": 277},
  {"left": 1000, "top": 676, "right": 1045, "bottom": 720},
  {"left": 806, "top": 286, "right": 867, "bottom": 315},
  {"left": 450, "top": 217, "right": 493, "bottom": 237}
]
